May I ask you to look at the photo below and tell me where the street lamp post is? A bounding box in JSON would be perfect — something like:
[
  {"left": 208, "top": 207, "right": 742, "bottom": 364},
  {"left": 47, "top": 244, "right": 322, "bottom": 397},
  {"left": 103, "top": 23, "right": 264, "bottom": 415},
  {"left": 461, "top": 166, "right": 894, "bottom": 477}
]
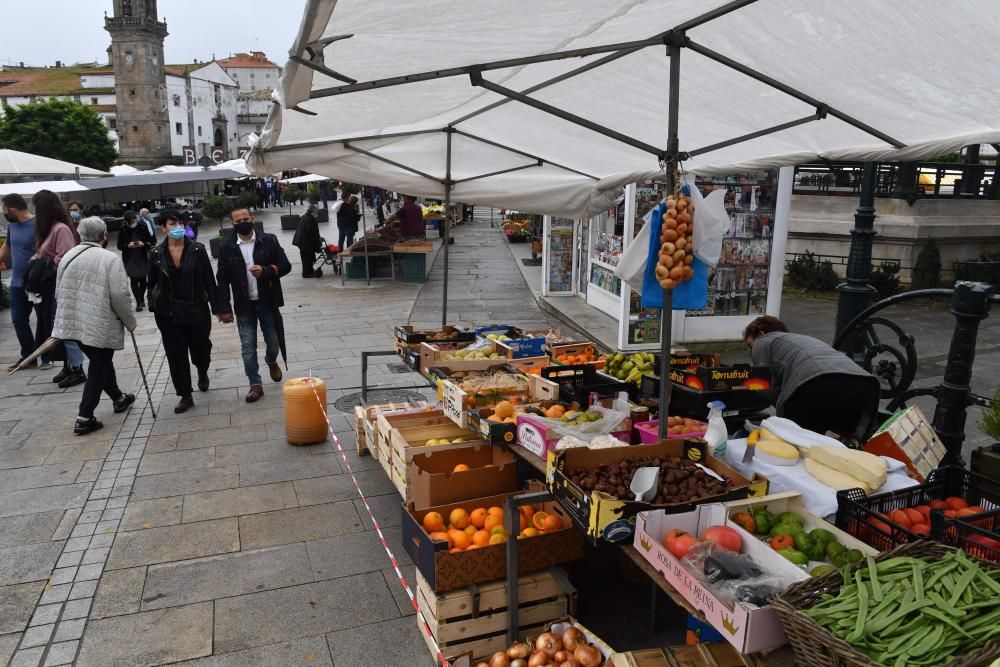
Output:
[{"left": 835, "top": 161, "right": 878, "bottom": 359}]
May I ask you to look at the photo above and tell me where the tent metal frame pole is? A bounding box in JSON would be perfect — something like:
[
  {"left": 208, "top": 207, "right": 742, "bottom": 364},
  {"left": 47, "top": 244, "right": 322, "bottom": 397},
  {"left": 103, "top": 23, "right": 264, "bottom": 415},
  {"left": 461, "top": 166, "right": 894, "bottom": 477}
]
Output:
[
  {"left": 658, "top": 40, "right": 682, "bottom": 441},
  {"left": 264, "top": 129, "right": 441, "bottom": 154},
  {"left": 470, "top": 73, "right": 665, "bottom": 158},
  {"left": 684, "top": 112, "right": 824, "bottom": 159},
  {"left": 453, "top": 129, "right": 599, "bottom": 180},
  {"left": 453, "top": 161, "right": 541, "bottom": 185},
  {"left": 361, "top": 191, "right": 371, "bottom": 286},
  {"left": 442, "top": 130, "right": 453, "bottom": 326},
  {"left": 674, "top": 0, "right": 761, "bottom": 31},
  {"left": 685, "top": 39, "right": 905, "bottom": 148},
  {"left": 342, "top": 142, "right": 440, "bottom": 183}
]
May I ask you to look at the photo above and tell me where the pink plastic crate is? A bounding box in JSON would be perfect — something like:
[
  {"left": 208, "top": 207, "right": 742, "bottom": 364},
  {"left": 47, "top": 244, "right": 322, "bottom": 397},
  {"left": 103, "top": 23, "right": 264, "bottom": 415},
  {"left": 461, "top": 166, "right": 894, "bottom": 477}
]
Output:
[{"left": 635, "top": 419, "right": 706, "bottom": 444}]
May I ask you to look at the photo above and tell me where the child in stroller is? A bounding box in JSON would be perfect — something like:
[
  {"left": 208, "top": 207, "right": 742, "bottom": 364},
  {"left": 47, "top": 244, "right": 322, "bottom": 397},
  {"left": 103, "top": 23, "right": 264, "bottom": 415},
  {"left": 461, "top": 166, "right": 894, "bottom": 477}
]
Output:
[{"left": 311, "top": 238, "right": 341, "bottom": 277}]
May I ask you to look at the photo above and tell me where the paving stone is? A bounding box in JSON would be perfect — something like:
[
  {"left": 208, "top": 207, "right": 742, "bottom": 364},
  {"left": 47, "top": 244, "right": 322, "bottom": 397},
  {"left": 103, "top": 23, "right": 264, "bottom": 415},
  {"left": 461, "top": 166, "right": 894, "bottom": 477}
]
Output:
[
  {"left": 0, "top": 447, "right": 52, "bottom": 470},
  {"left": 53, "top": 617, "right": 85, "bottom": 642},
  {"left": 76, "top": 602, "right": 213, "bottom": 666},
  {"left": 175, "top": 425, "right": 265, "bottom": 450},
  {"left": 0, "top": 582, "right": 45, "bottom": 633},
  {"left": 29, "top": 603, "right": 62, "bottom": 628},
  {"left": 19, "top": 622, "right": 53, "bottom": 648},
  {"left": 237, "top": 455, "right": 343, "bottom": 487},
  {"left": 353, "top": 492, "right": 404, "bottom": 531},
  {"left": 39, "top": 584, "right": 71, "bottom": 605},
  {"left": 106, "top": 518, "right": 240, "bottom": 569},
  {"left": 0, "top": 484, "right": 90, "bottom": 519},
  {"left": 55, "top": 550, "right": 82, "bottom": 569},
  {"left": 88, "top": 533, "right": 114, "bottom": 549},
  {"left": 119, "top": 497, "right": 183, "bottom": 532},
  {"left": 10, "top": 646, "right": 44, "bottom": 667},
  {"left": 44, "top": 440, "right": 113, "bottom": 464},
  {"left": 137, "top": 448, "right": 216, "bottom": 477},
  {"left": 171, "top": 636, "right": 332, "bottom": 666},
  {"left": 229, "top": 407, "right": 286, "bottom": 428},
  {"left": 0, "top": 462, "right": 84, "bottom": 493},
  {"left": 293, "top": 469, "right": 394, "bottom": 506},
  {"left": 142, "top": 544, "right": 313, "bottom": 610},
  {"left": 0, "top": 634, "right": 19, "bottom": 666},
  {"left": 68, "top": 580, "right": 98, "bottom": 600},
  {"left": 61, "top": 596, "right": 91, "bottom": 620},
  {"left": 181, "top": 481, "right": 299, "bottom": 523},
  {"left": 382, "top": 565, "right": 418, "bottom": 617},
  {"left": 306, "top": 530, "right": 411, "bottom": 582},
  {"left": 0, "top": 510, "right": 65, "bottom": 548},
  {"left": 75, "top": 459, "right": 103, "bottom": 483},
  {"left": 239, "top": 501, "right": 364, "bottom": 550},
  {"left": 75, "top": 563, "right": 104, "bottom": 581},
  {"left": 48, "top": 567, "right": 76, "bottom": 585},
  {"left": 43, "top": 640, "right": 79, "bottom": 666},
  {"left": 90, "top": 566, "right": 145, "bottom": 619},
  {"left": 214, "top": 439, "right": 311, "bottom": 467},
  {"left": 130, "top": 466, "right": 239, "bottom": 501},
  {"left": 326, "top": 616, "right": 434, "bottom": 667},
  {"left": 0, "top": 542, "right": 64, "bottom": 585},
  {"left": 213, "top": 572, "right": 400, "bottom": 653},
  {"left": 144, "top": 433, "right": 179, "bottom": 454},
  {"left": 150, "top": 414, "right": 231, "bottom": 436}
]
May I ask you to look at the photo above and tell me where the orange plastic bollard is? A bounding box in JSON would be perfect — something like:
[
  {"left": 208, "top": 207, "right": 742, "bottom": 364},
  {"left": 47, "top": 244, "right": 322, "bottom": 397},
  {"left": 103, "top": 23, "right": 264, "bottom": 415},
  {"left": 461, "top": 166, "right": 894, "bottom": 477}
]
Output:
[{"left": 283, "top": 377, "right": 329, "bottom": 446}]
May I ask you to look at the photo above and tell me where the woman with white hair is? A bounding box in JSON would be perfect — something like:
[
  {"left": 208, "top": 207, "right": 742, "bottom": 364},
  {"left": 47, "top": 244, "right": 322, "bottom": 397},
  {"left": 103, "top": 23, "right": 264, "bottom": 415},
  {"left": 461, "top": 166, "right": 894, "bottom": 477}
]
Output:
[{"left": 52, "top": 217, "right": 137, "bottom": 435}]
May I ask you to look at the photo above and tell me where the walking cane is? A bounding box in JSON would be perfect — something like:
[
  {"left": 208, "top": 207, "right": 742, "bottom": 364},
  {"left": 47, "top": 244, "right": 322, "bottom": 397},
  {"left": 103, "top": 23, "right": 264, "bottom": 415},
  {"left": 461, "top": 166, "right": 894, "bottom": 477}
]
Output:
[{"left": 130, "top": 332, "right": 157, "bottom": 419}]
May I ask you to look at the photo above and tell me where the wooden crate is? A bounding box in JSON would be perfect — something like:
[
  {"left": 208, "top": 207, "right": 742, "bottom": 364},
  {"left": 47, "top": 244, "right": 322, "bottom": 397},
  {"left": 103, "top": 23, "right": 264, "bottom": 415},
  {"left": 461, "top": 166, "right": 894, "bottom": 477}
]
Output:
[
  {"left": 356, "top": 402, "right": 429, "bottom": 457},
  {"left": 354, "top": 406, "right": 369, "bottom": 456},
  {"left": 416, "top": 568, "right": 574, "bottom": 663}
]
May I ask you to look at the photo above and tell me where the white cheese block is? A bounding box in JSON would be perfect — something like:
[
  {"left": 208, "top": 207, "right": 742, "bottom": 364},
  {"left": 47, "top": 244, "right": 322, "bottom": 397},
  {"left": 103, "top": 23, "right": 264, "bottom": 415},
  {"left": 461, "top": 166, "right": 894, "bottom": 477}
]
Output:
[
  {"left": 805, "top": 445, "right": 887, "bottom": 490},
  {"left": 804, "top": 458, "right": 874, "bottom": 495}
]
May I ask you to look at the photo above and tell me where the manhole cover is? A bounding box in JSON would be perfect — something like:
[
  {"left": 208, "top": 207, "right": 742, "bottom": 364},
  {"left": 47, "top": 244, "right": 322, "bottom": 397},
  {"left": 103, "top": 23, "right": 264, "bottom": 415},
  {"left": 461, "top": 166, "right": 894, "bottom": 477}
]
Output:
[
  {"left": 332, "top": 389, "right": 428, "bottom": 412},
  {"left": 387, "top": 364, "right": 412, "bottom": 374},
  {"left": 521, "top": 258, "right": 542, "bottom": 266}
]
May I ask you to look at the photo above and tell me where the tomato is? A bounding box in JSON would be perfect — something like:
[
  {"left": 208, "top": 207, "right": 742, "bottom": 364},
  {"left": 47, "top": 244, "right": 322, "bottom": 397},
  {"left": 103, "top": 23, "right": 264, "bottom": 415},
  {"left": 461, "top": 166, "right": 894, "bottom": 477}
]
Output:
[
  {"left": 903, "top": 508, "right": 924, "bottom": 526},
  {"left": 770, "top": 534, "right": 795, "bottom": 550},
  {"left": 731, "top": 512, "right": 756, "bottom": 534},
  {"left": 945, "top": 497, "right": 969, "bottom": 511},
  {"left": 912, "top": 504, "right": 931, "bottom": 522},
  {"left": 928, "top": 499, "right": 948, "bottom": 510},
  {"left": 910, "top": 522, "right": 930, "bottom": 536},
  {"left": 702, "top": 526, "right": 742, "bottom": 552},
  {"left": 867, "top": 515, "right": 892, "bottom": 535},
  {"left": 943, "top": 509, "right": 958, "bottom": 518},
  {"left": 663, "top": 529, "right": 699, "bottom": 559},
  {"left": 888, "top": 509, "right": 912, "bottom": 529},
  {"left": 957, "top": 507, "right": 983, "bottom": 518},
  {"left": 965, "top": 535, "right": 1000, "bottom": 560}
]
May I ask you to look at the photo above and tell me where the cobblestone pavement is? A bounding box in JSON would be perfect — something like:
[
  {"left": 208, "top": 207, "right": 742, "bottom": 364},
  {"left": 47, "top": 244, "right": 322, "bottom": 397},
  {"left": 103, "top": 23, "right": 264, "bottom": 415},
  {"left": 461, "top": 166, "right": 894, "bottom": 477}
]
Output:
[{"left": 0, "top": 205, "right": 996, "bottom": 665}]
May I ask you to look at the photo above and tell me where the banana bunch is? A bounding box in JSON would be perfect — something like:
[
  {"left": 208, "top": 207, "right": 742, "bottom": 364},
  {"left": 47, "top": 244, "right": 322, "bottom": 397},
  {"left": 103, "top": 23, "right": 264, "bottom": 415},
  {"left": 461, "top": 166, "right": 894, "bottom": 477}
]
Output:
[{"left": 605, "top": 352, "right": 656, "bottom": 386}]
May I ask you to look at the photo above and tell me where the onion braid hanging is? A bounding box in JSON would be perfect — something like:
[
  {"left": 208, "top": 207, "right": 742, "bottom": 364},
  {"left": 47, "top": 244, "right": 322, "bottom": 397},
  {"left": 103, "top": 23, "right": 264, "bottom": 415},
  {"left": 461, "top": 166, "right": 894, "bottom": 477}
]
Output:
[{"left": 654, "top": 174, "right": 695, "bottom": 289}]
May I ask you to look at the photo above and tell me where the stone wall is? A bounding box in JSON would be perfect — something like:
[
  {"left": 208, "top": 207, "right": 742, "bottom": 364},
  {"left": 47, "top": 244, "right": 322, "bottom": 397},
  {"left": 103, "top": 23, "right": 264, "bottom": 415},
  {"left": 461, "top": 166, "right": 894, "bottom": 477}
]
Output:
[{"left": 786, "top": 195, "right": 1000, "bottom": 284}]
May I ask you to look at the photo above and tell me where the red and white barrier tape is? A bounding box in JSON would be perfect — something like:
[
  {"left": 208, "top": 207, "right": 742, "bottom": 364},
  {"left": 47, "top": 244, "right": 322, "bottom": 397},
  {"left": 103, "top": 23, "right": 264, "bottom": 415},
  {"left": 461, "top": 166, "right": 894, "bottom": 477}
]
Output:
[{"left": 311, "top": 386, "right": 449, "bottom": 667}]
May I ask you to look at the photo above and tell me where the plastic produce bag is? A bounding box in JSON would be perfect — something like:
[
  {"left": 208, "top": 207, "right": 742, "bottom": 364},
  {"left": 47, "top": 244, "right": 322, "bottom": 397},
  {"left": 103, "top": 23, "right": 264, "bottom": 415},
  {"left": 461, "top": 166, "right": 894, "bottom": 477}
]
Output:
[
  {"left": 682, "top": 542, "right": 787, "bottom": 606},
  {"left": 639, "top": 201, "right": 666, "bottom": 309},
  {"left": 612, "top": 207, "right": 653, "bottom": 296},
  {"left": 683, "top": 175, "right": 727, "bottom": 268},
  {"left": 530, "top": 405, "right": 629, "bottom": 442}
]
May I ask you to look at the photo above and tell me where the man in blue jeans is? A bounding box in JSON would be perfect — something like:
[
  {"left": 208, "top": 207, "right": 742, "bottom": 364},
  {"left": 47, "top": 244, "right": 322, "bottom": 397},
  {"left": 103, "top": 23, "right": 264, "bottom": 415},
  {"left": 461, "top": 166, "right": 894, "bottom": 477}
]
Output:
[
  {"left": 215, "top": 208, "right": 291, "bottom": 403},
  {"left": 0, "top": 194, "right": 38, "bottom": 371}
]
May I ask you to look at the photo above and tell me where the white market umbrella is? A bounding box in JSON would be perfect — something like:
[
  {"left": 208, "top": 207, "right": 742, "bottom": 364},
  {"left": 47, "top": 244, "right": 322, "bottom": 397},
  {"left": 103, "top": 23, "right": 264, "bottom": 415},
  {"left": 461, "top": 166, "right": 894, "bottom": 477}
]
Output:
[
  {"left": 0, "top": 149, "right": 108, "bottom": 179},
  {"left": 280, "top": 173, "right": 330, "bottom": 184},
  {"left": 0, "top": 180, "right": 89, "bottom": 196}
]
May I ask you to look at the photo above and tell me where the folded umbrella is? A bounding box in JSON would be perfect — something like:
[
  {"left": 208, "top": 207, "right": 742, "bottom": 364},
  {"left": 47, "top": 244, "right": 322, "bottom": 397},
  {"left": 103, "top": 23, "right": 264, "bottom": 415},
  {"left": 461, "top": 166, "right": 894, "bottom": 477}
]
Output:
[
  {"left": 272, "top": 308, "right": 289, "bottom": 370},
  {"left": 8, "top": 336, "right": 60, "bottom": 374}
]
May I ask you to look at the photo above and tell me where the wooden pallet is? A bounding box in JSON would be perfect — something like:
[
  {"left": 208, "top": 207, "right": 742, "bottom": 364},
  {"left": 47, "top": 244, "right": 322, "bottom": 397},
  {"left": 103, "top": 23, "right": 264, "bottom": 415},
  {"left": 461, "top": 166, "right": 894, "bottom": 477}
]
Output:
[{"left": 416, "top": 568, "right": 575, "bottom": 662}]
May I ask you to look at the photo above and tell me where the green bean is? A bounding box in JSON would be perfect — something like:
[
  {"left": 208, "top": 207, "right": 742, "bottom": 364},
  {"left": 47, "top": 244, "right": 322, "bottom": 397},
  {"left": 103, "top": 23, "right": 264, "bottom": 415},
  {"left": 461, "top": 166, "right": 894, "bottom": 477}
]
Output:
[
  {"left": 907, "top": 623, "right": 944, "bottom": 658},
  {"left": 921, "top": 607, "right": 976, "bottom": 640},
  {"left": 914, "top": 563, "right": 924, "bottom": 601},
  {"left": 976, "top": 568, "right": 1000, "bottom": 596},
  {"left": 926, "top": 591, "right": 966, "bottom": 617},
  {"left": 947, "top": 565, "right": 979, "bottom": 607},
  {"left": 876, "top": 556, "right": 928, "bottom": 572},
  {"left": 847, "top": 571, "right": 870, "bottom": 643},
  {"left": 923, "top": 561, "right": 958, "bottom": 591},
  {"left": 866, "top": 599, "right": 934, "bottom": 634},
  {"left": 865, "top": 588, "right": 902, "bottom": 626},
  {"left": 867, "top": 556, "right": 883, "bottom": 602}
]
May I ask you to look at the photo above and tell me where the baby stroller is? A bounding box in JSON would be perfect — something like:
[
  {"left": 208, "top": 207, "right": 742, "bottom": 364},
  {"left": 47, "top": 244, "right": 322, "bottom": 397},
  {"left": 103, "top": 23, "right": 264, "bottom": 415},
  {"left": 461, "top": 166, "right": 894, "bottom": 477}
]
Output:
[{"left": 312, "top": 239, "right": 341, "bottom": 277}]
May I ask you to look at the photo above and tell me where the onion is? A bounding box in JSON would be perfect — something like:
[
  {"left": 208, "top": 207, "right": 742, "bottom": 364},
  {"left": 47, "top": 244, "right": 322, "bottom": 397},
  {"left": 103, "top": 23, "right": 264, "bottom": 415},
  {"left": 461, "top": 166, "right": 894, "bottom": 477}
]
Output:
[
  {"left": 574, "top": 644, "right": 602, "bottom": 667},
  {"left": 489, "top": 652, "right": 511, "bottom": 667},
  {"left": 561, "top": 627, "right": 582, "bottom": 651},
  {"left": 507, "top": 643, "right": 531, "bottom": 660},
  {"left": 528, "top": 651, "right": 549, "bottom": 667},
  {"left": 476, "top": 663, "right": 490, "bottom": 667},
  {"left": 559, "top": 661, "right": 580, "bottom": 667},
  {"left": 535, "top": 632, "right": 562, "bottom": 657},
  {"left": 510, "top": 661, "right": 527, "bottom": 667},
  {"left": 553, "top": 650, "right": 569, "bottom": 663}
]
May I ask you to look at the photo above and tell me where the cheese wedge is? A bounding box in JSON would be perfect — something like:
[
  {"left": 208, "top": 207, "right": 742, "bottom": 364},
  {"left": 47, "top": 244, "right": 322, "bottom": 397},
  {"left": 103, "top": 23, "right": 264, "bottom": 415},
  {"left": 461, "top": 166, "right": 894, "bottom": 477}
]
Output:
[
  {"left": 755, "top": 438, "right": 799, "bottom": 466},
  {"left": 805, "top": 446, "right": 887, "bottom": 490},
  {"left": 804, "top": 458, "right": 873, "bottom": 495}
]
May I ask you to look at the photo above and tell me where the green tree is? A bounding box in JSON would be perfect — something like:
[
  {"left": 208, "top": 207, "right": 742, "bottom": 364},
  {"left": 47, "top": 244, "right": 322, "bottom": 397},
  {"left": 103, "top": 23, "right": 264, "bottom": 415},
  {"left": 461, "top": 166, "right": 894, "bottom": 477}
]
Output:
[{"left": 0, "top": 99, "right": 117, "bottom": 171}]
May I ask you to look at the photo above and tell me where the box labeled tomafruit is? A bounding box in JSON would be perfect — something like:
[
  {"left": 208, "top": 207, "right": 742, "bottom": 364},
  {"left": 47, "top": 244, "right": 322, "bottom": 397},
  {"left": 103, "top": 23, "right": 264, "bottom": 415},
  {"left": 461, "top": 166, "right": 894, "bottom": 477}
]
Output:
[
  {"left": 669, "top": 353, "right": 721, "bottom": 371},
  {"left": 672, "top": 364, "right": 773, "bottom": 392},
  {"left": 546, "top": 439, "right": 755, "bottom": 544}
]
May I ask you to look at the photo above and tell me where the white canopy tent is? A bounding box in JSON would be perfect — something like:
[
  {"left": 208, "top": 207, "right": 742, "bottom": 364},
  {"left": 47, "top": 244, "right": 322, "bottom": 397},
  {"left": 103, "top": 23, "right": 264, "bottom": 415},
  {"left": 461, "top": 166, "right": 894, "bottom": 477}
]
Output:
[
  {"left": 280, "top": 173, "right": 330, "bottom": 184},
  {"left": 249, "top": 0, "right": 1000, "bottom": 447},
  {"left": 0, "top": 180, "right": 90, "bottom": 196},
  {"left": 109, "top": 165, "right": 141, "bottom": 176},
  {"left": 0, "top": 149, "right": 109, "bottom": 179}
]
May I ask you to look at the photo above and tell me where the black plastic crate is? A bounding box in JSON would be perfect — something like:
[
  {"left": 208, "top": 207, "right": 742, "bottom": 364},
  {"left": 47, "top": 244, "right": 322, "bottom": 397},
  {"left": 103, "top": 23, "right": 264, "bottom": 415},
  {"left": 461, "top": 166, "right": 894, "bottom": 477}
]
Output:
[
  {"left": 932, "top": 507, "right": 1000, "bottom": 563},
  {"left": 541, "top": 364, "right": 629, "bottom": 405},
  {"left": 835, "top": 465, "right": 1000, "bottom": 551}
]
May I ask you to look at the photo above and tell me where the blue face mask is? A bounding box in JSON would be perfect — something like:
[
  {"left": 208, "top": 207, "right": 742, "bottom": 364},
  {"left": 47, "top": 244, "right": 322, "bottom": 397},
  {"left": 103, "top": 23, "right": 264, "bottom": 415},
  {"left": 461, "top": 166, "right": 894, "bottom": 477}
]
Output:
[
  {"left": 167, "top": 227, "right": 186, "bottom": 240},
  {"left": 69, "top": 210, "right": 81, "bottom": 222}
]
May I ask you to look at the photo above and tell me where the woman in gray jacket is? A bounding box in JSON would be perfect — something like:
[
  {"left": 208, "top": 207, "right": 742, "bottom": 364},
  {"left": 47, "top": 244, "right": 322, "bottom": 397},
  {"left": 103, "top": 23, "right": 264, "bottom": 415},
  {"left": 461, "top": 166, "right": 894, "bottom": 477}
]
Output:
[
  {"left": 52, "top": 217, "right": 137, "bottom": 435},
  {"left": 743, "top": 316, "right": 880, "bottom": 440}
]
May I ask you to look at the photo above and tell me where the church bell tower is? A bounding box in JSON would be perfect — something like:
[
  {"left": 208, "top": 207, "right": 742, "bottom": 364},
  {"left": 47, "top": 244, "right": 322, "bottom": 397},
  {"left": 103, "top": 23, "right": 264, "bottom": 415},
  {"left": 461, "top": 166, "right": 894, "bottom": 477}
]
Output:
[{"left": 105, "top": 0, "right": 172, "bottom": 168}]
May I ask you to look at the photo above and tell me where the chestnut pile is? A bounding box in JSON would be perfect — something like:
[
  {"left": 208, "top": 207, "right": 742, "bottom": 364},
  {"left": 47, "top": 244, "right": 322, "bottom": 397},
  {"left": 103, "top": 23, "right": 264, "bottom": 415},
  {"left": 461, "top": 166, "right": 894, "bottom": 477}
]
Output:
[
  {"left": 478, "top": 626, "right": 603, "bottom": 667},
  {"left": 564, "top": 456, "right": 729, "bottom": 503}
]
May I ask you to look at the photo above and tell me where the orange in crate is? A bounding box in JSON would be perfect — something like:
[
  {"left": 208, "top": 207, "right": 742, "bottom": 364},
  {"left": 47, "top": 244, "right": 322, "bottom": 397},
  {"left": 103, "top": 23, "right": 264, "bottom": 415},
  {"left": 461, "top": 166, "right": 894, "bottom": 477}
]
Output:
[{"left": 283, "top": 377, "right": 329, "bottom": 445}]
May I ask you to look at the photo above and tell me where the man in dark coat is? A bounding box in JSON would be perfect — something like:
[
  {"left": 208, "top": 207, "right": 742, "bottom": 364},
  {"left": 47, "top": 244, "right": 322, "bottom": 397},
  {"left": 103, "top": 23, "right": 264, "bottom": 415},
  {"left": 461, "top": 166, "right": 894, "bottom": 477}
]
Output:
[
  {"left": 215, "top": 208, "right": 292, "bottom": 403},
  {"left": 292, "top": 204, "right": 322, "bottom": 278}
]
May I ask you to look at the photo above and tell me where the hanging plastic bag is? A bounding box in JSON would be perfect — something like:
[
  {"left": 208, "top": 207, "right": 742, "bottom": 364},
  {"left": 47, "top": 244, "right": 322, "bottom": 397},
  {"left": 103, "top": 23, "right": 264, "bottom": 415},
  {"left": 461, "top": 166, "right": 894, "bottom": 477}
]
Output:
[
  {"left": 684, "top": 175, "right": 727, "bottom": 268},
  {"left": 612, "top": 208, "right": 652, "bottom": 296}
]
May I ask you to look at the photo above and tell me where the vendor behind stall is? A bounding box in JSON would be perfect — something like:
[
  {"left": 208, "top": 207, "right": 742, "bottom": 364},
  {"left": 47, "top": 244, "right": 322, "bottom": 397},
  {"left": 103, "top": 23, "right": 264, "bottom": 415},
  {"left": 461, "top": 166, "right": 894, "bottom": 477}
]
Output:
[
  {"left": 743, "top": 316, "right": 880, "bottom": 441},
  {"left": 384, "top": 195, "right": 425, "bottom": 240}
]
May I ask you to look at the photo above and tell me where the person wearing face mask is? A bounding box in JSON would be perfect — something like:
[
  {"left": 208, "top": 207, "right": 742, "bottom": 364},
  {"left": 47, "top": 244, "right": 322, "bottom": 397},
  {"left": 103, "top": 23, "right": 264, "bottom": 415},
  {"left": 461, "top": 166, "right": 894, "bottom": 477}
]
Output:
[
  {"left": 117, "top": 210, "right": 153, "bottom": 312},
  {"left": 52, "top": 200, "right": 87, "bottom": 388},
  {"left": 138, "top": 208, "right": 156, "bottom": 241},
  {"left": 147, "top": 209, "right": 220, "bottom": 413},
  {"left": 66, "top": 201, "right": 84, "bottom": 241},
  {"left": 0, "top": 194, "right": 38, "bottom": 370},
  {"left": 52, "top": 217, "right": 136, "bottom": 435},
  {"left": 215, "top": 208, "right": 291, "bottom": 403}
]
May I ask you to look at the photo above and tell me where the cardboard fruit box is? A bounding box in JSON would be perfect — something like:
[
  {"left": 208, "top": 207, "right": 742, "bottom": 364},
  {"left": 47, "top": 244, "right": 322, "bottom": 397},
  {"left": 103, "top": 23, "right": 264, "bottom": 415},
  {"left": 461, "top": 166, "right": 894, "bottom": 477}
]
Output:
[
  {"left": 609, "top": 642, "right": 752, "bottom": 667},
  {"left": 389, "top": 423, "right": 485, "bottom": 497},
  {"left": 402, "top": 490, "right": 584, "bottom": 593},
  {"left": 441, "top": 372, "right": 558, "bottom": 429},
  {"left": 419, "top": 341, "right": 502, "bottom": 376},
  {"left": 671, "top": 364, "right": 773, "bottom": 393},
  {"left": 633, "top": 504, "right": 795, "bottom": 654},
  {"left": 395, "top": 324, "right": 476, "bottom": 346},
  {"left": 546, "top": 440, "right": 757, "bottom": 544},
  {"left": 357, "top": 402, "right": 432, "bottom": 458},
  {"left": 516, "top": 406, "right": 632, "bottom": 460},
  {"left": 550, "top": 342, "right": 605, "bottom": 369},
  {"left": 375, "top": 407, "right": 449, "bottom": 461},
  {"left": 409, "top": 445, "right": 518, "bottom": 507}
]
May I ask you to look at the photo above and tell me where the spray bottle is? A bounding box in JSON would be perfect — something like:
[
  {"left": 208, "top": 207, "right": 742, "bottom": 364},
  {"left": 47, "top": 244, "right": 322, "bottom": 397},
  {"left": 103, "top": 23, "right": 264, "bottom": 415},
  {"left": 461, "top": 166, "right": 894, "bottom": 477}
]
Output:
[{"left": 703, "top": 400, "right": 728, "bottom": 458}]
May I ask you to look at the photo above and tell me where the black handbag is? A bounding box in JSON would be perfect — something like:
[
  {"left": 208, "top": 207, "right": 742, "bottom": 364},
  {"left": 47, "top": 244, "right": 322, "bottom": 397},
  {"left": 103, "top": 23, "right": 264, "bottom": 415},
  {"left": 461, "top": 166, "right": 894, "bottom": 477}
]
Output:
[{"left": 23, "top": 257, "right": 57, "bottom": 295}]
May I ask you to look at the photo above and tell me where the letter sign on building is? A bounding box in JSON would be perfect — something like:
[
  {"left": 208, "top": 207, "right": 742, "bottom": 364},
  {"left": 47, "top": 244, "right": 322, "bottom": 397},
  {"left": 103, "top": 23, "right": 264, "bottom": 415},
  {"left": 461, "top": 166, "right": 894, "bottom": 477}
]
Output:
[{"left": 182, "top": 146, "right": 197, "bottom": 166}]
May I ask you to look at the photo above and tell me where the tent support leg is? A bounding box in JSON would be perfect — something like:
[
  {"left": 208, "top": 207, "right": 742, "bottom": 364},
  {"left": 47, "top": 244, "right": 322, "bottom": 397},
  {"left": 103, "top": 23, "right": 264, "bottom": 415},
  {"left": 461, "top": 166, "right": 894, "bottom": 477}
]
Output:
[
  {"left": 657, "top": 41, "right": 682, "bottom": 441},
  {"left": 442, "top": 130, "right": 454, "bottom": 326}
]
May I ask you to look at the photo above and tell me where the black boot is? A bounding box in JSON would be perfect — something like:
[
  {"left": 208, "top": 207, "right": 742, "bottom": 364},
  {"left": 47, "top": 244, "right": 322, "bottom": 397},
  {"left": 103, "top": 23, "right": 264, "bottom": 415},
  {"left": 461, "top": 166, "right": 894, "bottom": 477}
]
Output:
[
  {"left": 58, "top": 367, "right": 87, "bottom": 389},
  {"left": 53, "top": 365, "right": 70, "bottom": 384},
  {"left": 113, "top": 393, "right": 135, "bottom": 414},
  {"left": 74, "top": 417, "right": 103, "bottom": 435}
]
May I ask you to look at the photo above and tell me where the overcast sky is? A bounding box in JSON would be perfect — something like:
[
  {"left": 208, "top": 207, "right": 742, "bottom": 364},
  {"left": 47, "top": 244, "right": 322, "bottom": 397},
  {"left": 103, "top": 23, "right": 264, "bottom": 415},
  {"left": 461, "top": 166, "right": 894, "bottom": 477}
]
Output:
[{"left": 0, "top": 0, "right": 307, "bottom": 68}]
